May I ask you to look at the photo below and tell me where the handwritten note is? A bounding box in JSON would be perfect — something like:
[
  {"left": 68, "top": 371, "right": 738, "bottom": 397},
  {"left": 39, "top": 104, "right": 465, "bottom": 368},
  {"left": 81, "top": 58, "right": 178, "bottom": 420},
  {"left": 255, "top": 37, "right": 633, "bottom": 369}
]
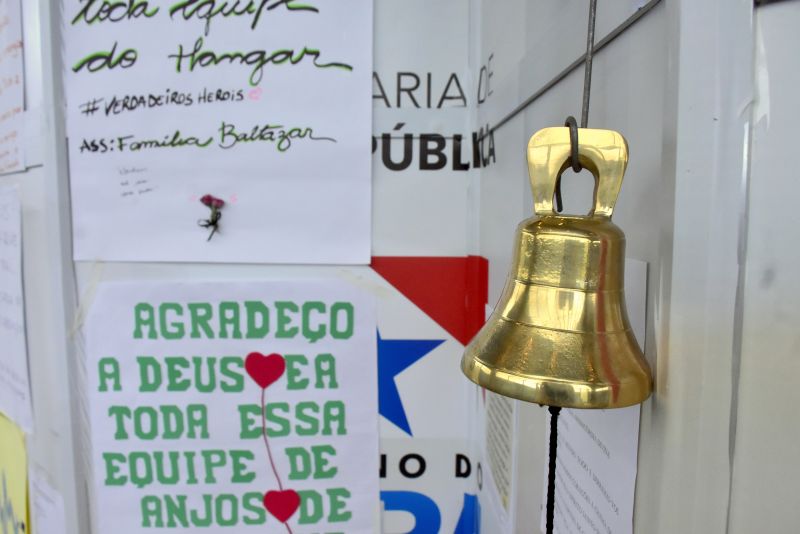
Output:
[
  {"left": 0, "top": 0, "right": 24, "bottom": 174},
  {"left": 0, "top": 186, "right": 31, "bottom": 433},
  {"left": 63, "top": 0, "right": 373, "bottom": 263},
  {"left": 0, "top": 413, "right": 28, "bottom": 534}
]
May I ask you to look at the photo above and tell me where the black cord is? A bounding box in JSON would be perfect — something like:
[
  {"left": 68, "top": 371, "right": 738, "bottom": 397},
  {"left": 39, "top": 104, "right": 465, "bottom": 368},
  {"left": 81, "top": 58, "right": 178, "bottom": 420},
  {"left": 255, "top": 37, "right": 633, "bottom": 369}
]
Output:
[{"left": 546, "top": 406, "right": 562, "bottom": 534}]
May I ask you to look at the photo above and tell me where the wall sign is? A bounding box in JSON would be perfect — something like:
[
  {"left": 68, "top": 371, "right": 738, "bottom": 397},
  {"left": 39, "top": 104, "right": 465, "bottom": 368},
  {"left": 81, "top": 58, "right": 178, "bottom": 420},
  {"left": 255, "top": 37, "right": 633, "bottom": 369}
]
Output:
[
  {"left": 63, "top": 1, "right": 373, "bottom": 263},
  {"left": 85, "top": 280, "right": 379, "bottom": 533}
]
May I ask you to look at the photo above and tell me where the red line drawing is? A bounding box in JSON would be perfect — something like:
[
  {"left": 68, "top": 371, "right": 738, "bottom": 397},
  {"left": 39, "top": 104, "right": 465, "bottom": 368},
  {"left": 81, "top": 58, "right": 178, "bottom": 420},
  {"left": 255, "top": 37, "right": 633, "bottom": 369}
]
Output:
[{"left": 246, "top": 352, "right": 300, "bottom": 533}]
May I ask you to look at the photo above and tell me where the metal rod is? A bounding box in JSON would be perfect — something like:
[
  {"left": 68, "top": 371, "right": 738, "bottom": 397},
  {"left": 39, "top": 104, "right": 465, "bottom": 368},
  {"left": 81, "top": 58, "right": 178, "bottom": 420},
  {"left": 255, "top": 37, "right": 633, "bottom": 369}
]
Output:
[
  {"left": 555, "top": 0, "right": 599, "bottom": 213},
  {"left": 489, "top": 0, "right": 662, "bottom": 134},
  {"left": 581, "top": 0, "right": 598, "bottom": 128}
]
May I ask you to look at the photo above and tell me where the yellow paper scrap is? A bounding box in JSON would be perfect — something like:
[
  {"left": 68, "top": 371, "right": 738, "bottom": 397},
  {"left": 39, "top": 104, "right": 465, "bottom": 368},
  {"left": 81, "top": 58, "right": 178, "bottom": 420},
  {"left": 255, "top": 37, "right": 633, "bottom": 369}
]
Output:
[{"left": 0, "top": 413, "right": 27, "bottom": 534}]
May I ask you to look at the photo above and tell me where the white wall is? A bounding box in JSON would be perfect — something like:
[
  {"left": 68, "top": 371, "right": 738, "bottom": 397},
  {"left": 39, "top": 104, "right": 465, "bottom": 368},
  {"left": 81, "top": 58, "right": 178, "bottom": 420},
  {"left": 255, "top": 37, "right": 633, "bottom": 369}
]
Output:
[{"left": 729, "top": 3, "right": 800, "bottom": 532}]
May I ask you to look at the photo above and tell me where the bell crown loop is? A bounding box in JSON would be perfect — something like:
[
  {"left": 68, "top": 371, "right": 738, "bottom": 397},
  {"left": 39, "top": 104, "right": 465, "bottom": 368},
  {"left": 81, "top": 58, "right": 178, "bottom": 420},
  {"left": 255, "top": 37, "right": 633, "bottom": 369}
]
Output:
[{"left": 528, "top": 127, "right": 628, "bottom": 218}]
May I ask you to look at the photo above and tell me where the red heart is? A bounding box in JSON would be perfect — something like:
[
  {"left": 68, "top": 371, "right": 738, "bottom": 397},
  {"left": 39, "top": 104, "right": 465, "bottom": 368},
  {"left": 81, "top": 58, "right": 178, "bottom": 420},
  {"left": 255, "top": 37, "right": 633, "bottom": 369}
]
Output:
[
  {"left": 263, "top": 489, "right": 300, "bottom": 523},
  {"left": 245, "top": 352, "right": 285, "bottom": 389}
]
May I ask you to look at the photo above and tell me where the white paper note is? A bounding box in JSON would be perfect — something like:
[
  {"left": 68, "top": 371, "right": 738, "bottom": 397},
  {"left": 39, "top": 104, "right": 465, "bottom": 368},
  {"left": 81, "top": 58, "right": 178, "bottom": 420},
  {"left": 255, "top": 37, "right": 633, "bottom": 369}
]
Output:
[
  {"left": 546, "top": 405, "right": 641, "bottom": 534},
  {"left": 85, "top": 280, "right": 379, "bottom": 533},
  {"left": 0, "top": 0, "right": 25, "bottom": 174},
  {"left": 485, "top": 391, "right": 515, "bottom": 519},
  {"left": 541, "top": 259, "right": 648, "bottom": 534},
  {"left": 30, "top": 469, "right": 68, "bottom": 534},
  {"left": 0, "top": 185, "right": 31, "bottom": 432},
  {"left": 62, "top": 1, "right": 373, "bottom": 263}
]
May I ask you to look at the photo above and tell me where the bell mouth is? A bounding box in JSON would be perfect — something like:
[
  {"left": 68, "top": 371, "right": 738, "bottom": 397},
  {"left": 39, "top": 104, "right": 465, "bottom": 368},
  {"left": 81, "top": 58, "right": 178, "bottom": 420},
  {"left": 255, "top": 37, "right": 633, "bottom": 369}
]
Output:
[{"left": 461, "top": 354, "right": 651, "bottom": 409}]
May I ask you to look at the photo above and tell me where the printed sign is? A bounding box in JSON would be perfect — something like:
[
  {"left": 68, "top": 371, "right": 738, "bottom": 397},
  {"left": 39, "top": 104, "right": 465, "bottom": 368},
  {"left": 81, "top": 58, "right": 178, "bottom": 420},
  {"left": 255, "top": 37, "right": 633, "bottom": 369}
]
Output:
[
  {"left": 543, "top": 406, "right": 642, "bottom": 534},
  {"left": 85, "top": 280, "right": 378, "bottom": 533},
  {"left": 369, "top": 0, "right": 486, "bottom": 530},
  {"left": 483, "top": 391, "right": 516, "bottom": 532},
  {"left": 63, "top": 1, "right": 372, "bottom": 263}
]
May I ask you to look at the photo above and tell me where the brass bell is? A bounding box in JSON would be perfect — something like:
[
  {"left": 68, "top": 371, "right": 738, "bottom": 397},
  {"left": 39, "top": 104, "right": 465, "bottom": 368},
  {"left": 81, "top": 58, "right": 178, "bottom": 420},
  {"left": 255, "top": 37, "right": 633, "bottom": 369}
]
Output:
[{"left": 462, "top": 127, "right": 652, "bottom": 409}]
